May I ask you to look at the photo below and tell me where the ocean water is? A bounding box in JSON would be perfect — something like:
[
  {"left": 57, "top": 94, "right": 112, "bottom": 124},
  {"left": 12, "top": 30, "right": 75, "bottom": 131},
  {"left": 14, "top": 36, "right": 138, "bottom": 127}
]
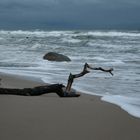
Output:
[{"left": 0, "top": 30, "right": 140, "bottom": 118}]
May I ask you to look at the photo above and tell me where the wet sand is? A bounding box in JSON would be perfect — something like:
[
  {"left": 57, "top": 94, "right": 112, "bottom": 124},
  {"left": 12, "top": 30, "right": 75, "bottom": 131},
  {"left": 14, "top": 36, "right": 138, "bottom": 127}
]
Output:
[{"left": 0, "top": 72, "right": 140, "bottom": 140}]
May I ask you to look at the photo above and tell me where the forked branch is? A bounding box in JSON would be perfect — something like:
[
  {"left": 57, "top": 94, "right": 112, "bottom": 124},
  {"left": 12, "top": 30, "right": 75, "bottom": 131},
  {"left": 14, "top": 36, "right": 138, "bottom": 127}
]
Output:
[{"left": 65, "top": 63, "right": 113, "bottom": 93}]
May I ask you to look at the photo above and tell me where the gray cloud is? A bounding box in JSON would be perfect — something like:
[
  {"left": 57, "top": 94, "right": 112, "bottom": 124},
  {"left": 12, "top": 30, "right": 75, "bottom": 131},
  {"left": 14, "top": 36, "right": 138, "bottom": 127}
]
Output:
[{"left": 0, "top": 0, "right": 140, "bottom": 29}]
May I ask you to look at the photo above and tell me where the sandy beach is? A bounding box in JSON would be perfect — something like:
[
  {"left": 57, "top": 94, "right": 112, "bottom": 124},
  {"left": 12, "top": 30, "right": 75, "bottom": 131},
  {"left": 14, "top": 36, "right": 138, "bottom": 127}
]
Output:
[{"left": 0, "top": 72, "right": 140, "bottom": 140}]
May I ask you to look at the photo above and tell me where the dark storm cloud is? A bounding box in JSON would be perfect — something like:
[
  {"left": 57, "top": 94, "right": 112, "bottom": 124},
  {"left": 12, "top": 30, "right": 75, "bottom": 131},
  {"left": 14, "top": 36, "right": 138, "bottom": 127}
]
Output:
[
  {"left": 0, "top": 0, "right": 140, "bottom": 11},
  {"left": 0, "top": 0, "right": 140, "bottom": 29}
]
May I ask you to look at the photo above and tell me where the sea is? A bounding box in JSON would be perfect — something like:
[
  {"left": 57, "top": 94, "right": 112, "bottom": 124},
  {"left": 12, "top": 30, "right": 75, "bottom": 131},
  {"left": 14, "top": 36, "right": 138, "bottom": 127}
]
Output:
[{"left": 0, "top": 30, "right": 140, "bottom": 118}]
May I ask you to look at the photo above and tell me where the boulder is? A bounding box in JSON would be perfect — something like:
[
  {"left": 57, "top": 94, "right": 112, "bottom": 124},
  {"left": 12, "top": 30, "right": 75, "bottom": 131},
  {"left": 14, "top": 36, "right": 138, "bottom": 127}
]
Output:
[{"left": 43, "top": 52, "right": 71, "bottom": 62}]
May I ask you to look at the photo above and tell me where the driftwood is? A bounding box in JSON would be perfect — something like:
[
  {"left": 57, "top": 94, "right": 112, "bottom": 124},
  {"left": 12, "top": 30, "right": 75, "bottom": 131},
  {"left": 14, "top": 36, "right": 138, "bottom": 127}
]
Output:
[
  {"left": 65, "top": 63, "right": 113, "bottom": 94},
  {"left": 0, "top": 84, "right": 66, "bottom": 97},
  {"left": 0, "top": 63, "right": 113, "bottom": 97}
]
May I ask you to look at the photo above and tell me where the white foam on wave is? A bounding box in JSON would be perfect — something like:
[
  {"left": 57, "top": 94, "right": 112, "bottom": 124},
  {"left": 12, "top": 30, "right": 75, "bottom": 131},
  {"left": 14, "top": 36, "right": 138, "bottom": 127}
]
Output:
[
  {"left": 1, "top": 30, "right": 140, "bottom": 37},
  {"left": 0, "top": 30, "right": 74, "bottom": 38},
  {"left": 46, "top": 31, "right": 67, "bottom": 37},
  {"left": 104, "top": 59, "right": 125, "bottom": 65},
  {"left": 88, "top": 31, "right": 140, "bottom": 37},
  {"left": 93, "top": 56, "right": 108, "bottom": 61},
  {"left": 102, "top": 95, "right": 140, "bottom": 118},
  {"left": 0, "top": 66, "right": 55, "bottom": 84},
  {"left": 62, "top": 37, "right": 81, "bottom": 43},
  {"left": 30, "top": 43, "right": 43, "bottom": 49}
]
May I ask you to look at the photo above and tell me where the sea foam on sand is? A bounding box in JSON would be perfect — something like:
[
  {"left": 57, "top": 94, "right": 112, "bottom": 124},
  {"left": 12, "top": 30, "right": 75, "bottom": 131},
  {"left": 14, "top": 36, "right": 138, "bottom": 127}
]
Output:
[{"left": 102, "top": 95, "right": 140, "bottom": 118}]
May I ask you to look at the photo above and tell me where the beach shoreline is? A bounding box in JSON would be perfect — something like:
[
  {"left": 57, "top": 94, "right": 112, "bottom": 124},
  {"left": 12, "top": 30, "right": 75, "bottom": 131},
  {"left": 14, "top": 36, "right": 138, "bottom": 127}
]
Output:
[{"left": 0, "top": 72, "right": 140, "bottom": 140}]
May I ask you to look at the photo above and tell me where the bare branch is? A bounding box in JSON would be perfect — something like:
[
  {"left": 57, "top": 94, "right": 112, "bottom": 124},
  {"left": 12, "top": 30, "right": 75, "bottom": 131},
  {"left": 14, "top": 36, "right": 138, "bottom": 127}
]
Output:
[
  {"left": 65, "top": 63, "right": 114, "bottom": 93},
  {"left": 87, "top": 64, "right": 114, "bottom": 76},
  {"left": 65, "top": 63, "right": 90, "bottom": 92}
]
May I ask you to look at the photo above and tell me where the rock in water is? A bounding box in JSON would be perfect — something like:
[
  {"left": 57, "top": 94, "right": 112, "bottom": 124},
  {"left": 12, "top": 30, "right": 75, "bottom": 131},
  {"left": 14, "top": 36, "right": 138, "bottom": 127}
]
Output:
[{"left": 43, "top": 52, "right": 71, "bottom": 62}]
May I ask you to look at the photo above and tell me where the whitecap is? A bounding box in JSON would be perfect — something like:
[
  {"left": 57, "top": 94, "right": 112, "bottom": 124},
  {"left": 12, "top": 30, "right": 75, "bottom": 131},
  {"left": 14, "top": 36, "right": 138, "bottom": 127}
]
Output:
[
  {"left": 30, "top": 43, "right": 42, "bottom": 49},
  {"left": 93, "top": 56, "right": 109, "bottom": 61},
  {"left": 104, "top": 60, "right": 125, "bottom": 65},
  {"left": 88, "top": 31, "right": 140, "bottom": 37},
  {"left": 62, "top": 38, "right": 81, "bottom": 43}
]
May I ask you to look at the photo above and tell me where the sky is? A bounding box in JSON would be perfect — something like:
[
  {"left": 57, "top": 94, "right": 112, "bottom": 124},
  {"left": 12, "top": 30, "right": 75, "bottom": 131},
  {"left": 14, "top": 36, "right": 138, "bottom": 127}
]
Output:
[{"left": 0, "top": 0, "right": 140, "bottom": 30}]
